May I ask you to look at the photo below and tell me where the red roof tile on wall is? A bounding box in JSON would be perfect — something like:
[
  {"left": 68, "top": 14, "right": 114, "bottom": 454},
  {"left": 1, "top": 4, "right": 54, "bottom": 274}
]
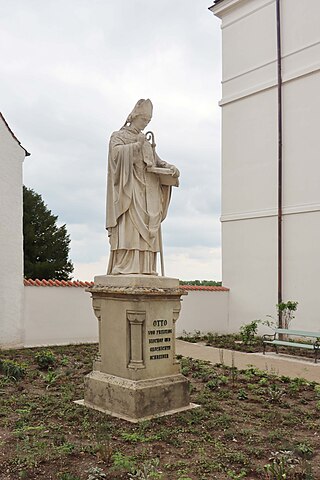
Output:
[
  {"left": 180, "top": 285, "right": 229, "bottom": 292},
  {"left": 23, "top": 279, "right": 229, "bottom": 291},
  {"left": 24, "top": 279, "right": 94, "bottom": 287}
]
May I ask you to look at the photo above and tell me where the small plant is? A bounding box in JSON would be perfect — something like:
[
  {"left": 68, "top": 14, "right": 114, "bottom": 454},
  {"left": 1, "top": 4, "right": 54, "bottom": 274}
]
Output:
[
  {"left": 267, "top": 384, "right": 285, "bottom": 403},
  {"left": 314, "top": 384, "right": 320, "bottom": 398},
  {"left": 218, "top": 374, "right": 228, "bottom": 385},
  {"left": 57, "top": 442, "right": 75, "bottom": 454},
  {"left": 258, "top": 377, "right": 268, "bottom": 386},
  {"left": 41, "top": 371, "right": 58, "bottom": 389},
  {"left": 227, "top": 469, "right": 247, "bottom": 479},
  {"left": 296, "top": 441, "right": 314, "bottom": 459},
  {"left": 112, "top": 451, "right": 135, "bottom": 472},
  {"left": 205, "top": 332, "right": 216, "bottom": 344},
  {"left": 237, "top": 389, "right": 248, "bottom": 400},
  {"left": 61, "top": 356, "right": 69, "bottom": 366},
  {"left": 128, "top": 458, "right": 162, "bottom": 479},
  {"left": 264, "top": 450, "right": 298, "bottom": 479},
  {"left": 18, "top": 471, "right": 28, "bottom": 479},
  {"left": 206, "top": 379, "right": 219, "bottom": 390},
  {"left": 121, "top": 431, "right": 144, "bottom": 443},
  {"left": 268, "top": 430, "right": 283, "bottom": 442},
  {"left": 86, "top": 466, "right": 107, "bottom": 480},
  {"left": 0, "top": 359, "right": 26, "bottom": 380},
  {"left": 58, "top": 474, "right": 81, "bottom": 480},
  {"left": 239, "top": 320, "right": 260, "bottom": 345},
  {"left": 94, "top": 441, "right": 113, "bottom": 464},
  {"left": 179, "top": 330, "right": 202, "bottom": 343},
  {"left": 35, "top": 350, "right": 56, "bottom": 370}
]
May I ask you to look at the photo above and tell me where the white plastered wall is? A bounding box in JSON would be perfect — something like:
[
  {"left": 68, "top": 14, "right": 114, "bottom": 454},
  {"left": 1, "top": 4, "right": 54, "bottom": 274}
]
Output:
[
  {"left": 22, "top": 287, "right": 229, "bottom": 347},
  {"left": 23, "top": 287, "right": 98, "bottom": 347},
  {"left": 278, "top": 2, "right": 320, "bottom": 331},
  {"left": 0, "top": 118, "right": 25, "bottom": 347},
  {"left": 212, "top": 0, "right": 320, "bottom": 332},
  {"left": 281, "top": 69, "right": 320, "bottom": 331},
  {"left": 222, "top": 217, "right": 277, "bottom": 331},
  {"left": 178, "top": 290, "right": 229, "bottom": 335}
]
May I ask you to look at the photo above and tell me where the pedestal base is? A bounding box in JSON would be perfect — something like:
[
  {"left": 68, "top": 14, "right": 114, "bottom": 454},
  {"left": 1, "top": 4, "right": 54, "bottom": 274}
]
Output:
[
  {"left": 82, "top": 275, "right": 193, "bottom": 422},
  {"left": 78, "top": 370, "right": 196, "bottom": 422}
]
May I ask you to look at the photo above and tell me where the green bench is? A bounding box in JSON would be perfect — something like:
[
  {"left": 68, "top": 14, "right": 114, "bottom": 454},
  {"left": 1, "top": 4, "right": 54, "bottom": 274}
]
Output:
[{"left": 263, "top": 328, "right": 320, "bottom": 363}]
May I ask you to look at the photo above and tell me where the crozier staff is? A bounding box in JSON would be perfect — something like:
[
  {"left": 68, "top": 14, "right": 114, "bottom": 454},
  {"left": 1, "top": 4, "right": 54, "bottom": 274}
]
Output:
[{"left": 106, "top": 99, "right": 179, "bottom": 275}]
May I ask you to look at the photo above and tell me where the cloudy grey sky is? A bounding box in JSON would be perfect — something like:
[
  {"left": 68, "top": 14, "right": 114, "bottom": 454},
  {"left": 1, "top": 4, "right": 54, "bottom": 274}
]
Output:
[{"left": 1, "top": 0, "right": 222, "bottom": 281}]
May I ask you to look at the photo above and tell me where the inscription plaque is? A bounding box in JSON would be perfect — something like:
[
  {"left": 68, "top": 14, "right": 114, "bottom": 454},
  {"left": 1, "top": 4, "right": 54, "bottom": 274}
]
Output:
[{"left": 148, "top": 321, "right": 173, "bottom": 361}]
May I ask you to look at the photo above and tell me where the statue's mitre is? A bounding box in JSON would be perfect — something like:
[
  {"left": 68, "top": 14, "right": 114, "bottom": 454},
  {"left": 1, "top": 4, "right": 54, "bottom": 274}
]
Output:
[{"left": 127, "top": 99, "right": 153, "bottom": 124}]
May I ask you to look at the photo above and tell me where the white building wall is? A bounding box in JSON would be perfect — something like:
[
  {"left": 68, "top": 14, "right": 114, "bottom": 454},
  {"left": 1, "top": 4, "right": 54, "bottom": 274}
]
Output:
[
  {"left": 212, "top": 0, "right": 320, "bottom": 332},
  {"left": 0, "top": 117, "right": 25, "bottom": 347},
  {"left": 222, "top": 217, "right": 277, "bottom": 331},
  {"left": 21, "top": 286, "right": 229, "bottom": 347}
]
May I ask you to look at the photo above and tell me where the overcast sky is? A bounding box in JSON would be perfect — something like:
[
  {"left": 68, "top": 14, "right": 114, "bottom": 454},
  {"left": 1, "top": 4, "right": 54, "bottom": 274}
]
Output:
[{"left": 1, "top": 0, "right": 222, "bottom": 281}]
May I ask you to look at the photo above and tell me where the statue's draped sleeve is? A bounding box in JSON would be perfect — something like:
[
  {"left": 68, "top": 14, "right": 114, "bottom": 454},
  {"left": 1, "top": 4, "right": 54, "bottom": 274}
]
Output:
[
  {"left": 155, "top": 152, "right": 172, "bottom": 222},
  {"left": 106, "top": 132, "right": 134, "bottom": 231}
]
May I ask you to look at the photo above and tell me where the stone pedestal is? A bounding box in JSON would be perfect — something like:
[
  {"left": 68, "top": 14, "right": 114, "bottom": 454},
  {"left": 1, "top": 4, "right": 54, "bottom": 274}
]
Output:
[{"left": 79, "top": 275, "right": 195, "bottom": 422}]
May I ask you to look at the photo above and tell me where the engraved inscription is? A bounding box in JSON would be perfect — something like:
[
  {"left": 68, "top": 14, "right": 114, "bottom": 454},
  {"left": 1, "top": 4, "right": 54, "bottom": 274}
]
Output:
[
  {"left": 150, "top": 346, "right": 171, "bottom": 352},
  {"left": 153, "top": 320, "right": 167, "bottom": 327},
  {"left": 148, "top": 320, "right": 172, "bottom": 360},
  {"left": 150, "top": 354, "right": 169, "bottom": 360}
]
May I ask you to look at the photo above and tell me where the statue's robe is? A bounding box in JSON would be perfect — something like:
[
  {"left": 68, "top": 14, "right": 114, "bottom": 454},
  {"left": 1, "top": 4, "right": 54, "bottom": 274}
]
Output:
[{"left": 106, "top": 126, "right": 171, "bottom": 275}]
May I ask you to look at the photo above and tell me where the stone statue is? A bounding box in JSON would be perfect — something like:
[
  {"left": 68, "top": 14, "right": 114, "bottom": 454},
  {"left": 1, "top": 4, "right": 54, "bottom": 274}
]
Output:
[{"left": 106, "top": 99, "right": 180, "bottom": 275}]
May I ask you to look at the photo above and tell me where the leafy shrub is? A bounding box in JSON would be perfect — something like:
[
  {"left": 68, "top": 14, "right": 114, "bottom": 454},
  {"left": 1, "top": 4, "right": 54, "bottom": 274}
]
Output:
[
  {"left": 0, "top": 359, "right": 26, "bottom": 380},
  {"left": 277, "top": 301, "right": 298, "bottom": 329},
  {"left": 239, "top": 321, "right": 260, "bottom": 345},
  {"left": 35, "top": 350, "right": 56, "bottom": 370}
]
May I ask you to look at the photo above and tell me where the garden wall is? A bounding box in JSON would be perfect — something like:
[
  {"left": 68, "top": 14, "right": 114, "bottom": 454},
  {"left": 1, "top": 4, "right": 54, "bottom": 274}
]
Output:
[{"left": 20, "top": 280, "right": 230, "bottom": 348}]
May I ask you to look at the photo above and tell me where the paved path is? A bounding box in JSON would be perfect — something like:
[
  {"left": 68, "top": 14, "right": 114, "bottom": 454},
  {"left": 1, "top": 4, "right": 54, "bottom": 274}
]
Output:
[{"left": 176, "top": 340, "right": 320, "bottom": 382}]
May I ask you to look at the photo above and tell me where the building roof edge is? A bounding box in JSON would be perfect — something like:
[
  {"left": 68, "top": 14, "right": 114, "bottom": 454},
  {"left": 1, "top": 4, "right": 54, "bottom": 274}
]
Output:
[
  {"left": 0, "top": 112, "right": 30, "bottom": 156},
  {"left": 209, "top": 0, "right": 249, "bottom": 16}
]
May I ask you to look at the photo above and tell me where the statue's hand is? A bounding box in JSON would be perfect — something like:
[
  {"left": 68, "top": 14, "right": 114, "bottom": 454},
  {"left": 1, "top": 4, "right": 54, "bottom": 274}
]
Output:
[{"left": 169, "top": 165, "right": 180, "bottom": 178}]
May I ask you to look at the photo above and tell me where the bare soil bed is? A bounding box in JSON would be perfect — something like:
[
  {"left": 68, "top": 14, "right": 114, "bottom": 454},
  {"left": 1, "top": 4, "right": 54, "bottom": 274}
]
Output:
[{"left": 0, "top": 344, "right": 319, "bottom": 479}]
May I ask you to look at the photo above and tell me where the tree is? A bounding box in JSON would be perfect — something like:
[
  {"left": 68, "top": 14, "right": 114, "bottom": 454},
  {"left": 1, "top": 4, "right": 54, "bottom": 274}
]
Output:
[{"left": 23, "top": 186, "right": 74, "bottom": 280}]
